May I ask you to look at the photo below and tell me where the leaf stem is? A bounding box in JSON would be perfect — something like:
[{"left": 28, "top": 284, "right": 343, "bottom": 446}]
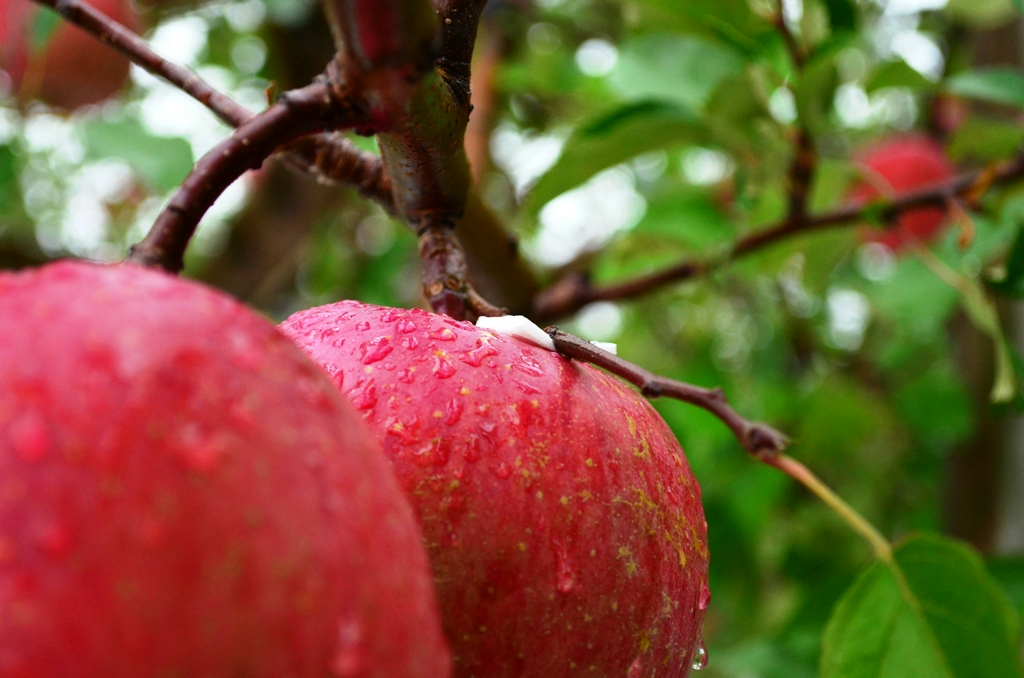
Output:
[{"left": 763, "top": 454, "right": 893, "bottom": 560}]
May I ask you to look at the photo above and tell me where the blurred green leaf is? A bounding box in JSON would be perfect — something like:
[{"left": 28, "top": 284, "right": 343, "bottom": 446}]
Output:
[
  {"left": 947, "top": 116, "right": 1024, "bottom": 162},
  {"left": 83, "top": 118, "right": 194, "bottom": 193},
  {"left": 30, "top": 9, "right": 61, "bottom": 52},
  {"left": 947, "top": 0, "right": 1018, "bottom": 27},
  {"left": 822, "top": 535, "right": 1024, "bottom": 678},
  {"left": 988, "top": 557, "right": 1024, "bottom": 629},
  {"left": 947, "top": 67, "right": 1024, "bottom": 108},
  {"left": 632, "top": 188, "right": 736, "bottom": 249},
  {"left": 822, "top": 0, "right": 857, "bottom": 32},
  {"left": 525, "top": 101, "right": 702, "bottom": 213},
  {"left": 624, "top": 0, "right": 773, "bottom": 54},
  {"left": 608, "top": 34, "right": 745, "bottom": 109},
  {"left": 865, "top": 60, "right": 934, "bottom": 93},
  {"left": 990, "top": 220, "right": 1024, "bottom": 297}
]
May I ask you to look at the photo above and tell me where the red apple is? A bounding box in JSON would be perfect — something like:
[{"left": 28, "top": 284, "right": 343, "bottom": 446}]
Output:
[
  {"left": 0, "top": 0, "right": 139, "bottom": 111},
  {"left": 0, "top": 261, "right": 451, "bottom": 678},
  {"left": 850, "top": 135, "right": 954, "bottom": 251},
  {"left": 280, "top": 302, "right": 710, "bottom": 678}
]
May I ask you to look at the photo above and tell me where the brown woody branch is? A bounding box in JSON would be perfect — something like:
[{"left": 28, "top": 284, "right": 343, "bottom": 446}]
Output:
[
  {"left": 128, "top": 77, "right": 364, "bottom": 272},
  {"left": 34, "top": 0, "right": 395, "bottom": 206},
  {"left": 546, "top": 328, "right": 788, "bottom": 458},
  {"left": 534, "top": 151, "right": 1024, "bottom": 321}
]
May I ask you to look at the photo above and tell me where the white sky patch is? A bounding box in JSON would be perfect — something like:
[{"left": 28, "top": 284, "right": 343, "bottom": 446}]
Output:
[
  {"left": 223, "top": 0, "right": 267, "bottom": 32},
  {"left": 891, "top": 31, "right": 944, "bottom": 80},
  {"left": 769, "top": 87, "right": 798, "bottom": 124},
  {"left": 857, "top": 242, "right": 898, "bottom": 282},
  {"left": 878, "top": 0, "right": 948, "bottom": 14},
  {"left": 574, "top": 301, "right": 624, "bottom": 342},
  {"left": 529, "top": 165, "right": 646, "bottom": 267},
  {"left": 576, "top": 39, "right": 619, "bottom": 77},
  {"left": 681, "top": 148, "right": 734, "bottom": 185},
  {"left": 490, "top": 124, "right": 565, "bottom": 196},
  {"left": 149, "top": 16, "right": 210, "bottom": 68},
  {"left": 827, "top": 288, "right": 871, "bottom": 351}
]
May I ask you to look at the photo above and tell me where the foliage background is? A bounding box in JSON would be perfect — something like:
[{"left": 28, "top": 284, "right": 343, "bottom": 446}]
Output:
[{"left": 3, "top": 0, "right": 1024, "bottom": 675}]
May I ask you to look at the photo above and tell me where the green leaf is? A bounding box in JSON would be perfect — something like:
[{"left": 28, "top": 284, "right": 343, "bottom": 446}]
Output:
[
  {"left": 1013, "top": 0, "right": 1024, "bottom": 14},
  {"left": 822, "top": 535, "right": 1024, "bottom": 678},
  {"left": 524, "top": 102, "right": 702, "bottom": 214},
  {"left": 865, "top": 60, "right": 934, "bottom": 93},
  {"left": 947, "top": 117, "right": 1024, "bottom": 162},
  {"left": 916, "top": 248, "right": 1016, "bottom": 402},
  {"left": 991, "top": 222, "right": 1024, "bottom": 297},
  {"left": 30, "top": 9, "right": 61, "bottom": 53},
  {"left": 83, "top": 118, "right": 195, "bottom": 193},
  {"left": 608, "top": 34, "right": 745, "bottom": 110},
  {"left": 947, "top": 67, "right": 1024, "bottom": 108},
  {"left": 822, "top": 0, "right": 857, "bottom": 32}
]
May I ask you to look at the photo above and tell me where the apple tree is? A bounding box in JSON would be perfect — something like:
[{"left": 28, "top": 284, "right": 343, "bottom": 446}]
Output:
[{"left": 2, "top": 0, "right": 1024, "bottom": 675}]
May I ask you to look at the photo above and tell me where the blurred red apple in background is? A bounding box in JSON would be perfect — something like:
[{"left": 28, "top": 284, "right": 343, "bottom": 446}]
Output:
[
  {"left": 0, "top": 0, "right": 139, "bottom": 110},
  {"left": 281, "top": 302, "right": 710, "bottom": 678},
  {"left": 0, "top": 262, "right": 450, "bottom": 678},
  {"left": 850, "top": 135, "right": 955, "bottom": 251}
]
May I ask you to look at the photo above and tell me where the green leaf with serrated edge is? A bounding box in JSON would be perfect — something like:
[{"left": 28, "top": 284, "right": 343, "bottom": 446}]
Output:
[
  {"left": 524, "top": 101, "right": 703, "bottom": 215},
  {"left": 865, "top": 60, "right": 934, "bottom": 93},
  {"left": 822, "top": 535, "right": 1024, "bottom": 678},
  {"left": 947, "top": 67, "right": 1024, "bottom": 108}
]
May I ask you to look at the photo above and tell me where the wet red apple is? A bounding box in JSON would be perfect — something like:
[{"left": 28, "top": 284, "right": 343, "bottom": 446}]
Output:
[
  {"left": 0, "top": 261, "right": 451, "bottom": 678},
  {"left": 850, "top": 135, "right": 955, "bottom": 251},
  {"left": 0, "top": 0, "right": 139, "bottom": 110},
  {"left": 281, "top": 301, "right": 710, "bottom": 678}
]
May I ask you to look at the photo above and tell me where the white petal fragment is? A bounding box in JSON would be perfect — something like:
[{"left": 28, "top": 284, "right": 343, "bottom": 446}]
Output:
[{"left": 476, "top": 315, "right": 556, "bottom": 351}]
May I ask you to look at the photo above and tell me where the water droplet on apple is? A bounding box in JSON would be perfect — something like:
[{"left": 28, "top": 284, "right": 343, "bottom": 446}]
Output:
[
  {"left": 493, "top": 462, "right": 512, "bottom": 479},
  {"left": 445, "top": 398, "right": 464, "bottom": 425},
  {"left": 461, "top": 436, "right": 483, "bottom": 463},
  {"left": 555, "top": 547, "right": 575, "bottom": 593},
  {"left": 398, "top": 367, "right": 416, "bottom": 384},
  {"left": 380, "top": 309, "right": 401, "bottom": 323},
  {"left": 348, "top": 378, "right": 377, "bottom": 410},
  {"left": 511, "top": 355, "right": 545, "bottom": 377},
  {"left": 691, "top": 638, "right": 708, "bottom": 670},
  {"left": 397, "top": 319, "right": 417, "bottom": 334},
  {"left": 355, "top": 321, "right": 371, "bottom": 332},
  {"left": 331, "top": 618, "right": 366, "bottom": 677},
  {"left": 627, "top": 657, "right": 643, "bottom": 678},
  {"left": 359, "top": 336, "right": 393, "bottom": 365},
  {"left": 460, "top": 341, "right": 499, "bottom": 367},
  {"left": 11, "top": 411, "right": 50, "bottom": 462},
  {"left": 432, "top": 354, "right": 456, "bottom": 379},
  {"left": 431, "top": 327, "right": 457, "bottom": 341},
  {"left": 698, "top": 582, "right": 711, "bottom": 611}
]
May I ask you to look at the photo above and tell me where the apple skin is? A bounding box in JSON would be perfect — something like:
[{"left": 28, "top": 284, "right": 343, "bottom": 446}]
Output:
[
  {"left": 0, "top": 262, "right": 451, "bottom": 678},
  {"left": 281, "top": 302, "right": 710, "bottom": 678},
  {"left": 0, "top": 0, "right": 139, "bottom": 111},
  {"left": 850, "top": 136, "right": 954, "bottom": 251}
]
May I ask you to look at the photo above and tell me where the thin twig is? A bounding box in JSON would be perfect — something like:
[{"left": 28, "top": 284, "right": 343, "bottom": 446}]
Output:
[
  {"left": 534, "top": 151, "right": 1024, "bottom": 321},
  {"left": 546, "top": 327, "right": 893, "bottom": 559},
  {"left": 545, "top": 328, "right": 789, "bottom": 458},
  {"left": 32, "top": 0, "right": 395, "bottom": 206},
  {"left": 128, "top": 78, "right": 364, "bottom": 272}
]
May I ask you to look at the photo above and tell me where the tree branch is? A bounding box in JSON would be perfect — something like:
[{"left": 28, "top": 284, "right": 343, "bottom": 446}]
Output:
[
  {"left": 534, "top": 151, "right": 1024, "bottom": 321},
  {"left": 545, "top": 328, "right": 788, "bottom": 458},
  {"left": 32, "top": 0, "right": 396, "bottom": 207},
  {"left": 127, "top": 77, "right": 364, "bottom": 272}
]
